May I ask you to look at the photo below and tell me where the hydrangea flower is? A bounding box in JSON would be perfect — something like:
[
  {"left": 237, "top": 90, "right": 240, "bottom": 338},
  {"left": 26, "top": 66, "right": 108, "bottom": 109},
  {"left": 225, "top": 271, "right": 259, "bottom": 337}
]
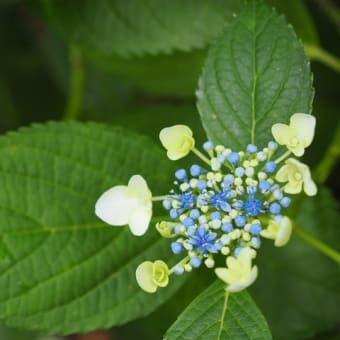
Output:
[
  {"left": 159, "top": 125, "right": 195, "bottom": 160},
  {"left": 95, "top": 114, "right": 317, "bottom": 293},
  {"left": 215, "top": 247, "right": 258, "bottom": 292},
  {"left": 272, "top": 113, "right": 316, "bottom": 156},
  {"left": 275, "top": 158, "right": 317, "bottom": 196},
  {"left": 95, "top": 175, "right": 152, "bottom": 236},
  {"left": 135, "top": 260, "right": 169, "bottom": 293}
]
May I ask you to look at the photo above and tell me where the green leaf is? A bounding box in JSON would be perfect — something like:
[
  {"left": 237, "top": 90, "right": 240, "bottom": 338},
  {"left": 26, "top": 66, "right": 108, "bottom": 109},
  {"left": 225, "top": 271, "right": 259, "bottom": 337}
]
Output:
[
  {"left": 0, "top": 122, "right": 186, "bottom": 334},
  {"left": 197, "top": 0, "right": 313, "bottom": 150},
  {"left": 267, "top": 0, "right": 319, "bottom": 45},
  {"left": 251, "top": 187, "right": 340, "bottom": 339},
  {"left": 165, "top": 280, "right": 272, "bottom": 340},
  {"left": 37, "top": 0, "right": 241, "bottom": 58}
]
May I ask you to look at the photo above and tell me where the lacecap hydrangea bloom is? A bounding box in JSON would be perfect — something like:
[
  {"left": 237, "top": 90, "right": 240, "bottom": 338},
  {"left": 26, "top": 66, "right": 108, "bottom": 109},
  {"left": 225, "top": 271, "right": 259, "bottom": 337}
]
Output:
[{"left": 95, "top": 113, "right": 317, "bottom": 293}]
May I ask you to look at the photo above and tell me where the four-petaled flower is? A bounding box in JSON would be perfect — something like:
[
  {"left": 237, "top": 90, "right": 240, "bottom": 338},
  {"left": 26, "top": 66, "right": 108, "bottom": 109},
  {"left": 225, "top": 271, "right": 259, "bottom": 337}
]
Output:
[
  {"left": 159, "top": 125, "right": 195, "bottom": 160},
  {"left": 272, "top": 113, "right": 316, "bottom": 156},
  {"left": 136, "top": 260, "right": 169, "bottom": 293},
  {"left": 261, "top": 216, "right": 292, "bottom": 247},
  {"left": 215, "top": 247, "right": 258, "bottom": 292},
  {"left": 95, "top": 175, "right": 152, "bottom": 236},
  {"left": 276, "top": 158, "right": 317, "bottom": 196}
]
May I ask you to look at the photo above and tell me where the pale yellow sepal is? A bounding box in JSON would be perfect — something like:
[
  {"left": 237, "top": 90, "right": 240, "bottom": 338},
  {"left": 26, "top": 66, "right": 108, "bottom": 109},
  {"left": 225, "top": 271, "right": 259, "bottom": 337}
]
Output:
[
  {"left": 215, "top": 247, "right": 258, "bottom": 293},
  {"left": 136, "top": 260, "right": 169, "bottom": 293},
  {"left": 156, "top": 221, "right": 174, "bottom": 238},
  {"left": 276, "top": 158, "right": 317, "bottom": 196},
  {"left": 261, "top": 216, "right": 292, "bottom": 247},
  {"left": 272, "top": 113, "right": 316, "bottom": 156},
  {"left": 159, "top": 125, "right": 195, "bottom": 160},
  {"left": 95, "top": 175, "right": 152, "bottom": 236}
]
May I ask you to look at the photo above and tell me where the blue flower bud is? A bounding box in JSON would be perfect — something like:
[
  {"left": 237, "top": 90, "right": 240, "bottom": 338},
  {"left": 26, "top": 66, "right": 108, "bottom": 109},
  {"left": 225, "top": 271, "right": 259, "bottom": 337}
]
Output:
[
  {"left": 183, "top": 217, "right": 195, "bottom": 227},
  {"left": 175, "top": 169, "right": 187, "bottom": 180},
  {"left": 197, "top": 179, "right": 207, "bottom": 190},
  {"left": 190, "top": 209, "right": 200, "bottom": 219},
  {"left": 171, "top": 242, "right": 183, "bottom": 254},
  {"left": 227, "top": 152, "right": 240, "bottom": 165},
  {"left": 170, "top": 209, "right": 179, "bottom": 219},
  {"left": 235, "top": 167, "right": 245, "bottom": 177},
  {"left": 251, "top": 237, "right": 261, "bottom": 249},
  {"left": 246, "top": 144, "right": 258, "bottom": 154},
  {"left": 190, "top": 164, "right": 201, "bottom": 177},
  {"left": 269, "top": 202, "right": 281, "bottom": 215},
  {"left": 211, "top": 211, "right": 221, "bottom": 220},
  {"left": 280, "top": 197, "right": 291, "bottom": 208},
  {"left": 173, "top": 265, "right": 184, "bottom": 275},
  {"left": 268, "top": 141, "right": 278, "bottom": 150},
  {"left": 190, "top": 256, "right": 202, "bottom": 268},
  {"left": 259, "top": 180, "right": 271, "bottom": 192},
  {"left": 162, "top": 199, "right": 171, "bottom": 210},
  {"left": 273, "top": 188, "right": 283, "bottom": 200},
  {"left": 250, "top": 223, "right": 262, "bottom": 235},
  {"left": 235, "top": 215, "right": 246, "bottom": 227},
  {"left": 265, "top": 161, "right": 276, "bottom": 173},
  {"left": 203, "top": 141, "right": 214, "bottom": 151},
  {"left": 221, "top": 222, "right": 233, "bottom": 232}
]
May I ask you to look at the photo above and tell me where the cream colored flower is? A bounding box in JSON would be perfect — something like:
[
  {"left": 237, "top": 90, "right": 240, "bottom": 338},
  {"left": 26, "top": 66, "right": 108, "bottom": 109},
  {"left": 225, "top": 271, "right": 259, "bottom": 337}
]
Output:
[
  {"left": 159, "top": 125, "right": 195, "bottom": 160},
  {"left": 156, "top": 221, "right": 174, "bottom": 238},
  {"left": 215, "top": 247, "right": 258, "bottom": 293},
  {"left": 272, "top": 113, "right": 316, "bottom": 156},
  {"left": 261, "top": 216, "right": 292, "bottom": 247},
  {"left": 136, "top": 260, "right": 169, "bottom": 293},
  {"left": 276, "top": 158, "right": 317, "bottom": 196},
  {"left": 95, "top": 175, "right": 152, "bottom": 236}
]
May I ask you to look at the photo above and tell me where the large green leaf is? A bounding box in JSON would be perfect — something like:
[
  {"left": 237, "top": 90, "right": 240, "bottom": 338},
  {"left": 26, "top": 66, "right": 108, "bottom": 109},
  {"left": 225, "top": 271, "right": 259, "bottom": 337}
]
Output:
[
  {"left": 197, "top": 0, "right": 313, "bottom": 150},
  {"left": 251, "top": 187, "right": 340, "bottom": 339},
  {"left": 37, "top": 0, "right": 241, "bottom": 58},
  {"left": 267, "top": 0, "right": 319, "bottom": 45},
  {"left": 165, "top": 280, "right": 272, "bottom": 339},
  {"left": 0, "top": 122, "right": 187, "bottom": 334}
]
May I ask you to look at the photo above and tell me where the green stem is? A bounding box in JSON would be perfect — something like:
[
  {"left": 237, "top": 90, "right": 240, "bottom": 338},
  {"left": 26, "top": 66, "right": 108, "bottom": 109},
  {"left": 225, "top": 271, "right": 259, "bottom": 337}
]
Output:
[
  {"left": 152, "top": 195, "right": 168, "bottom": 202},
  {"left": 304, "top": 44, "right": 340, "bottom": 74},
  {"left": 192, "top": 147, "right": 212, "bottom": 166},
  {"left": 63, "top": 46, "right": 85, "bottom": 121},
  {"left": 274, "top": 150, "right": 291, "bottom": 164},
  {"left": 313, "top": 120, "right": 340, "bottom": 184},
  {"left": 293, "top": 223, "right": 340, "bottom": 264}
]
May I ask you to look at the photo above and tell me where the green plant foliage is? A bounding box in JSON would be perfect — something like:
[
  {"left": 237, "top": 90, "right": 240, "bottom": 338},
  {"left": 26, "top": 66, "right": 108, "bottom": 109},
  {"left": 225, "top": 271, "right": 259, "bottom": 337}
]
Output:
[
  {"left": 252, "top": 187, "right": 340, "bottom": 339},
  {"left": 0, "top": 122, "right": 188, "bottom": 334},
  {"left": 267, "top": 0, "right": 319, "bottom": 45},
  {"left": 37, "top": 0, "right": 241, "bottom": 58},
  {"left": 197, "top": 0, "right": 313, "bottom": 150},
  {"left": 165, "top": 280, "right": 272, "bottom": 339}
]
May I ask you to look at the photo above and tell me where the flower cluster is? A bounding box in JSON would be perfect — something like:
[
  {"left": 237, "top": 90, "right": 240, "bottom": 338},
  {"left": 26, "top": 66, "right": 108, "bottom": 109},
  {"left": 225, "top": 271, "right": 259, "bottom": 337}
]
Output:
[{"left": 95, "top": 114, "right": 316, "bottom": 293}]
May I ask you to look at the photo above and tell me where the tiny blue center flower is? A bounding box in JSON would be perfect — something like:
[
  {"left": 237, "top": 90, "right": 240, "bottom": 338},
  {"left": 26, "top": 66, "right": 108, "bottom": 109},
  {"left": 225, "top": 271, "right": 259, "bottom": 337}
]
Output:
[
  {"left": 189, "top": 227, "right": 217, "bottom": 255},
  {"left": 180, "top": 192, "right": 195, "bottom": 209},
  {"left": 244, "top": 198, "right": 262, "bottom": 216}
]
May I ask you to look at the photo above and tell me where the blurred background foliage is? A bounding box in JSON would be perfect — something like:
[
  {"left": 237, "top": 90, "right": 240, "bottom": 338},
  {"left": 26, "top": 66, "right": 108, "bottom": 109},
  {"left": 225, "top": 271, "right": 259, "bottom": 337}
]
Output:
[{"left": 0, "top": 0, "right": 339, "bottom": 339}]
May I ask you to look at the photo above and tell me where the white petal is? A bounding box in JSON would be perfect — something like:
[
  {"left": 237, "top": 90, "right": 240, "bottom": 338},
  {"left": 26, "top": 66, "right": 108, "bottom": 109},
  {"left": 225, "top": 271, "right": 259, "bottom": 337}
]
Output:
[
  {"left": 272, "top": 123, "right": 295, "bottom": 145},
  {"left": 290, "top": 113, "right": 316, "bottom": 147},
  {"left": 275, "top": 217, "right": 292, "bottom": 247},
  {"left": 95, "top": 186, "right": 135, "bottom": 225},
  {"left": 128, "top": 206, "right": 152, "bottom": 236},
  {"left": 303, "top": 171, "right": 317, "bottom": 196},
  {"left": 276, "top": 165, "right": 290, "bottom": 182},
  {"left": 136, "top": 261, "right": 157, "bottom": 293},
  {"left": 128, "top": 175, "right": 152, "bottom": 199}
]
